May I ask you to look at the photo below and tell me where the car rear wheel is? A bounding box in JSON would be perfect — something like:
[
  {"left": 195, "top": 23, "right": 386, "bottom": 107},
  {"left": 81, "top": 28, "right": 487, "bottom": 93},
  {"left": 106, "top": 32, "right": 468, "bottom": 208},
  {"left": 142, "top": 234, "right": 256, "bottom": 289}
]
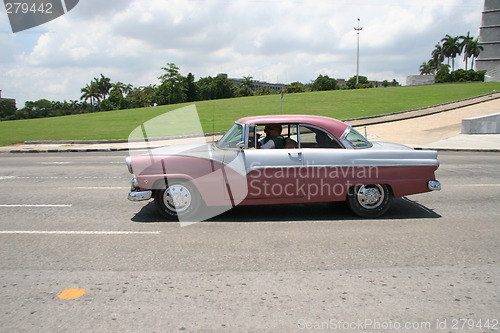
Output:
[
  {"left": 154, "top": 180, "right": 201, "bottom": 220},
  {"left": 347, "top": 184, "right": 392, "bottom": 218}
]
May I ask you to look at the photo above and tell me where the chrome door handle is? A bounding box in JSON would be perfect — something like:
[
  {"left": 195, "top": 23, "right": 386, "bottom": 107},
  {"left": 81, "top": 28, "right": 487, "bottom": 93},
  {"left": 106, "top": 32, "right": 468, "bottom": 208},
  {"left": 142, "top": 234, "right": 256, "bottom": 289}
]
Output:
[{"left": 288, "top": 152, "right": 303, "bottom": 161}]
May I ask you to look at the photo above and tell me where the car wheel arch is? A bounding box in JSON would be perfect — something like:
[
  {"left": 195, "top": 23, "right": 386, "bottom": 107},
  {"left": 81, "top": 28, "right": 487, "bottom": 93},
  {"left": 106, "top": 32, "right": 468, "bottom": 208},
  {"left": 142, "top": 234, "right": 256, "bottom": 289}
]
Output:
[
  {"left": 153, "top": 177, "right": 206, "bottom": 220},
  {"left": 346, "top": 183, "right": 393, "bottom": 218}
]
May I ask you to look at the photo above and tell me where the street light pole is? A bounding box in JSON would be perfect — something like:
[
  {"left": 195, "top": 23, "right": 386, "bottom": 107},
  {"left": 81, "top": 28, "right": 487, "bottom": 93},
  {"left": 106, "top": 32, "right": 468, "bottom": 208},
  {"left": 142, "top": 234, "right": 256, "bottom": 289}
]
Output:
[
  {"left": 354, "top": 18, "right": 363, "bottom": 85},
  {"left": 280, "top": 91, "right": 284, "bottom": 115}
]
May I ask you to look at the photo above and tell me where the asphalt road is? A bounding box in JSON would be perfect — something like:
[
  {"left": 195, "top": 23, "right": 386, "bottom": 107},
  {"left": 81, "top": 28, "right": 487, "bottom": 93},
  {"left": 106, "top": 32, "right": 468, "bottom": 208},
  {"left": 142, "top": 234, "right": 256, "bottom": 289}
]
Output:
[{"left": 0, "top": 151, "right": 499, "bottom": 332}]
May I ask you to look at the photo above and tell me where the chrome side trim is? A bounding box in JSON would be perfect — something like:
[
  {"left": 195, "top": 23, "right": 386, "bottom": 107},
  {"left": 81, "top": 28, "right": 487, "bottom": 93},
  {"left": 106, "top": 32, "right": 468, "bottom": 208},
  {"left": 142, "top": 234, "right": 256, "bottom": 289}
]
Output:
[
  {"left": 246, "top": 161, "right": 440, "bottom": 173},
  {"left": 428, "top": 180, "right": 441, "bottom": 191}
]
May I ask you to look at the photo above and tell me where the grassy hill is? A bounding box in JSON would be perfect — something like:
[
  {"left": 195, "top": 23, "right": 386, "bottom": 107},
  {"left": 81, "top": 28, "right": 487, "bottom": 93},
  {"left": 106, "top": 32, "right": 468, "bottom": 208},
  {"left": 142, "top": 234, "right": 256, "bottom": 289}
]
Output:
[{"left": 1, "top": 82, "right": 499, "bottom": 146}]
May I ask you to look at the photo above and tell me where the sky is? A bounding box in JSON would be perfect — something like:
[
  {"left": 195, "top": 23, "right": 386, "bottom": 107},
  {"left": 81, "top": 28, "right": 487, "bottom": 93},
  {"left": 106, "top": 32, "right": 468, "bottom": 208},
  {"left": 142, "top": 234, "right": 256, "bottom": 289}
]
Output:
[{"left": 0, "top": 0, "right": 485, "bottom": 107}]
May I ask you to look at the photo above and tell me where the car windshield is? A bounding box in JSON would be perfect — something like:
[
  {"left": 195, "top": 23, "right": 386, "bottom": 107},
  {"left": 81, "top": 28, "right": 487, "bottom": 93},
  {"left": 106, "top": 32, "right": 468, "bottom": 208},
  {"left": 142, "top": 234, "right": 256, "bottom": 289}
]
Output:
[
  {"left": 218, "top": 123, "right": 244, "bottom": 148},
  {"left": 345, "top": 128, "right": 372, "bottom": 148}
]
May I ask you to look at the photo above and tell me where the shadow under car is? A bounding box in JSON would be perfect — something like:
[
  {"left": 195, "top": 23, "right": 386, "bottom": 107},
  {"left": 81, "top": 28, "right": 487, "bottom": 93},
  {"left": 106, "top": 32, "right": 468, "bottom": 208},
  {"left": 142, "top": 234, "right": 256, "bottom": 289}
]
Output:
[{"left": 131, "top": 197, "right": 441, "bottom": 224}]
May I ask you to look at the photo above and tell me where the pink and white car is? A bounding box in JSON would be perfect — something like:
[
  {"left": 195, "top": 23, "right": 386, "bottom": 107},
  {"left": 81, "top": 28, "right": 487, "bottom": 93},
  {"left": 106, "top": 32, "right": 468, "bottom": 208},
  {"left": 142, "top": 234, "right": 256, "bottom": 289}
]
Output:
[{"left": 126, "top": 115, "right": 441, "bottom": 220}]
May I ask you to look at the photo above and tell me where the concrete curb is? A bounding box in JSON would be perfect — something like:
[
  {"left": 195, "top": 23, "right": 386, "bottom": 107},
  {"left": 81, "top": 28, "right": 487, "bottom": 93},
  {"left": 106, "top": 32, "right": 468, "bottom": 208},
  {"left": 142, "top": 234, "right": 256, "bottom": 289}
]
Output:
[
  {"left": 346, "top": 91, "right": 500, "bottom": 127},
  {"left": 414, "top": 147, "right": 500, "bottom": 153},
  {"left": 23, "top": 132, "right": 227, "bottom": 145}
]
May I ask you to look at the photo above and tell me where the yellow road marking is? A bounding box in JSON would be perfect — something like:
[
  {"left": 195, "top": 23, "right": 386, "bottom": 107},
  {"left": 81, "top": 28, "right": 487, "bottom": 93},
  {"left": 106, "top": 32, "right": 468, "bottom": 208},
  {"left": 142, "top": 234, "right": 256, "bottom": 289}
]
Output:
[{"left": 58, "top": 288, "right": 86, "bottom": 300}]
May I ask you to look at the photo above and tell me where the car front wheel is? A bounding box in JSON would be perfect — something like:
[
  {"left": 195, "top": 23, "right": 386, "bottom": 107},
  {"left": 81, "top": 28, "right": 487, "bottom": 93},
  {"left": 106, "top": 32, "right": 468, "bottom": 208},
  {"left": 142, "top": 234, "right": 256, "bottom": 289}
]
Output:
[
  {"left": 347, "top": 184, "right": 392, "bottom": 218},
  {"left": 154, "top": 181, "right": 201, "bottom": 220}
]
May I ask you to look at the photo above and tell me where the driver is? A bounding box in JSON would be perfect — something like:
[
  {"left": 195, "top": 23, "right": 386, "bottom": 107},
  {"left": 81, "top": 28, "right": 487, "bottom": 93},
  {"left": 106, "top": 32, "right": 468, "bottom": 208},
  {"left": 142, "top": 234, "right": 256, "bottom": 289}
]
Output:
[{"left": 259, "top": 124, "right": 284, "bottom": 149}]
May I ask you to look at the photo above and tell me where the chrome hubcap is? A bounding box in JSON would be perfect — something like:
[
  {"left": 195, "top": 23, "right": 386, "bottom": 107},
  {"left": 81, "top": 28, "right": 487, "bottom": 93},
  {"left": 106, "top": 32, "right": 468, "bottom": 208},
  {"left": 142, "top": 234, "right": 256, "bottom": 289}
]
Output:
[
  {"left": 357, "top": 185, "right": 384, "bottom": 209},
  {"left": 164, "top": 184, "right": 192, "bottom": 213}
]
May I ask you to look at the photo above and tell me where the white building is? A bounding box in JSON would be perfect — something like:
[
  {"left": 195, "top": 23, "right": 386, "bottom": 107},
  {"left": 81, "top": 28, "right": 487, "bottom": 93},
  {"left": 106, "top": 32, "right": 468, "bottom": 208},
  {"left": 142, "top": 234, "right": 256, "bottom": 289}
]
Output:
[
  {"left": 476, "top": 0, "right": 500, "bottom": 81},
  {"left": 217, "top": 74, "right": 286, "bottom": 93}
]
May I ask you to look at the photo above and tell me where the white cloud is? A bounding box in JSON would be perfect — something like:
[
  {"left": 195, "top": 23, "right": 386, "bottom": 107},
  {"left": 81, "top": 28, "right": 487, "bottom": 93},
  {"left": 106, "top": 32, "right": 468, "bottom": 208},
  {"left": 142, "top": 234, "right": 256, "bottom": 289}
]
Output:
[{"left": 0, "top": 0, "right": 484, "bottom": 106}]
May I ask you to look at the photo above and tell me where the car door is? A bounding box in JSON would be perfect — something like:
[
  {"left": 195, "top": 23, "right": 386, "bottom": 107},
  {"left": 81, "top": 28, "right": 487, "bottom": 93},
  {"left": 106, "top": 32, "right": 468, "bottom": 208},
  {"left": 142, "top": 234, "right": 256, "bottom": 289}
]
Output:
[
  {"left": 242, "top": 147, "right": 305, "bottom": 199},
  {"left": 222, "top": 123, "right": 305, "bottom": 201},
  {"left": 297, "top": 125, "right": 349, "bottom": 201}
]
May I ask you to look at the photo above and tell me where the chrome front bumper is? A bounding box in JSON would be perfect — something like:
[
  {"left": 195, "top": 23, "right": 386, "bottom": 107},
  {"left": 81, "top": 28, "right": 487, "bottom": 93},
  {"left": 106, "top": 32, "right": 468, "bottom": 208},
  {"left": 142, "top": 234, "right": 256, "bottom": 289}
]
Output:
[
  {"left": 128, "top": 177, "right": 152, "bottom": 201},
  {"left": 128, "top": 190, "right": 152, "bottom": 201},
  {"left": 428, "top": 180, "right": 441, "bottom": 191}
]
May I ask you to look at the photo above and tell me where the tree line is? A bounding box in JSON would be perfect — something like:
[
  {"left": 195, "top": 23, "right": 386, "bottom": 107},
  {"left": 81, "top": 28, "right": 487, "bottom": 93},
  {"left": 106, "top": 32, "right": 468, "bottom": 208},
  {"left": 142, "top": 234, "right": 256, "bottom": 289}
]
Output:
[
  {"left": 419, "top": 32, "right": 486, "bottom": 83},
  {"left": 1, "top": 62, "right": 399, "bottom": 121}
]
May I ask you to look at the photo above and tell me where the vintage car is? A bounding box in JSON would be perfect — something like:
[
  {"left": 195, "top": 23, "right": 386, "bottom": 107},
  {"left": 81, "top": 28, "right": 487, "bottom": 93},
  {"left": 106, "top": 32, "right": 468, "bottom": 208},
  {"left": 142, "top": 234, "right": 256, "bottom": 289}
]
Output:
[{"left": 126, "top": 115, "right": 440, "bottom": 221}]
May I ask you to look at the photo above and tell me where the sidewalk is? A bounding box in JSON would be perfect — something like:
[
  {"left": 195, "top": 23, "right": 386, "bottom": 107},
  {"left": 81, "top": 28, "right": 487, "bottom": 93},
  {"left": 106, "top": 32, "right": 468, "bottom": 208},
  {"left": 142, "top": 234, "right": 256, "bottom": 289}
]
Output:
[
  {"left": 1, "top": 92, "right": 499, "bottom": 153},
  {"left": 352, "top": 93, "right": 500, "bottom": 152}
]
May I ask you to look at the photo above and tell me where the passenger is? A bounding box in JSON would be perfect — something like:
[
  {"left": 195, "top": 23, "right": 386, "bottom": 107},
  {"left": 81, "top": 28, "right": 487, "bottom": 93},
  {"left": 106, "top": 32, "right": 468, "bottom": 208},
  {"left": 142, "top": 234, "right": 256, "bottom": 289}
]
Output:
[
  {"left": 315, "top": 131, "right": 333, "bottom": 148},
  {"left": 259, "top": 124, "right": 284, "bottom": 149},
  {"left": 283, "top": 137, "right": 298, "bottom": 148}
]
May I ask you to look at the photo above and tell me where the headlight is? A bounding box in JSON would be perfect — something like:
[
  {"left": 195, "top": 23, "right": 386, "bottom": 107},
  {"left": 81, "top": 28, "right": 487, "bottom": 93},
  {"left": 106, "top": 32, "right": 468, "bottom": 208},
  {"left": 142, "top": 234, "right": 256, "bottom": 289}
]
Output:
[{"left": 131, "top": 177, "right": 139, "bottom": 189}]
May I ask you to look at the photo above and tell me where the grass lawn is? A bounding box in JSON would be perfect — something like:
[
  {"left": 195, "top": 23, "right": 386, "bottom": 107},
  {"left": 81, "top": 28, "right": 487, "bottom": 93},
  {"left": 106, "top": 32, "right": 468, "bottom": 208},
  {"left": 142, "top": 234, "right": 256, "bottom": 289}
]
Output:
[{"left": 1, "top": 82, "right": 499, "bottom": 146}]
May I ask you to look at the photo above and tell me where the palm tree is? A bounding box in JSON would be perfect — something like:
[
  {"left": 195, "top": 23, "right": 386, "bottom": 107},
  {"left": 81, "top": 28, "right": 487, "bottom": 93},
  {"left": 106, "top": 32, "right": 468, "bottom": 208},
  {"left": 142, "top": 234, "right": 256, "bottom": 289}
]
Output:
[
  {"left": 123, "top": 84, "right": 133, "bottom": 96},
  {"left": 441, "top": 35, "right": 462, "bottom": 72},
  {"left": 420, "top": 62, "right": 432, "bottom": 75},
  {"left": 111, "top": 82, "right": 126, "bottom": 95},
  {"left": 97, "top": 74, "right": 112, "bottom": 99},
  {"left": 80, "top": 82, "right": 101, "bottom": 112},
  {"left": 428, "top": 59, "right": 438, "bottom": 74},
  {"left": 468, "top": 37, "right": 484, "bottom": 70},
  {"left": 241, "top": 76, "right": 255, "bottom": 90},
  {"left": 431, "top": 43, "right": 445, "bottom": 73},
  {"left": 460, "top": 32, "right": 474, "bottom": 70},
  {"left": 69, "top": 100, "right": 80, "bottom": 113}
]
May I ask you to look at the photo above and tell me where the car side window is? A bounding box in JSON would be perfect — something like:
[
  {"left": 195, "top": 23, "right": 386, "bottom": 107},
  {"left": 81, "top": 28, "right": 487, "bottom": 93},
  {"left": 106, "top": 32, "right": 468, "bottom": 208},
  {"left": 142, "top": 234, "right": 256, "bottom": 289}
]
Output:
[
  {"left": 282, "top": 124, "right": 299, "bottom": 148},
  {"left": 298, "top": 125, "right": 342, "bottom": 148}
]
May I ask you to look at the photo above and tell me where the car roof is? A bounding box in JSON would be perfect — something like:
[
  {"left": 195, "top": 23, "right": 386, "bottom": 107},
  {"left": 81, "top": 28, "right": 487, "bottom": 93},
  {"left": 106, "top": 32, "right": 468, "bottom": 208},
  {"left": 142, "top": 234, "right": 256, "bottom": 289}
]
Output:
[{"left": 236, "top": 115, "right": 350, "bottom": 139}]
